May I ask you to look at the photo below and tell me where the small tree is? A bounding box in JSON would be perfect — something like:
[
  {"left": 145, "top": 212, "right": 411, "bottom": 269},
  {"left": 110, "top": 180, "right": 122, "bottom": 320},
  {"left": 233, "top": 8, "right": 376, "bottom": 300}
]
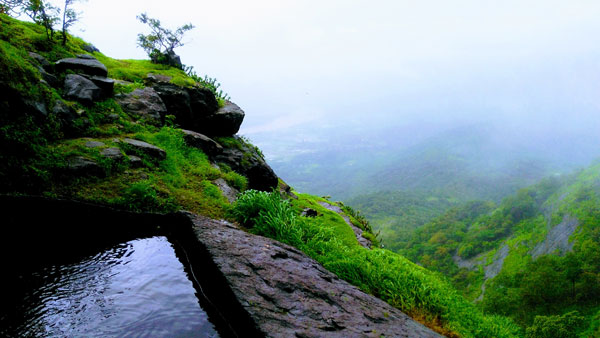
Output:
[
  {"left": 136, "top": 12, "right": 194, "bottom": 69},
  {"left": 61, "top": 0, "right": 85, "bottom": 45},
  {"left": 24, "top": 0, "right": 60, "bottom": 41}
]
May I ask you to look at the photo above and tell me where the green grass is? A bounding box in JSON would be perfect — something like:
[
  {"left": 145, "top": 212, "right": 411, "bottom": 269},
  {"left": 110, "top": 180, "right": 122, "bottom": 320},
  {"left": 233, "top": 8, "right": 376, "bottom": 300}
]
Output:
[
  {"left": 231, "top": 190, "right": 522, "bottom": 338},
  {"left": 291, "top": 193, "right": 358, "bottom": 248},
  {"left": 94, "top": 55, "right": 196, "bottom": 86}
]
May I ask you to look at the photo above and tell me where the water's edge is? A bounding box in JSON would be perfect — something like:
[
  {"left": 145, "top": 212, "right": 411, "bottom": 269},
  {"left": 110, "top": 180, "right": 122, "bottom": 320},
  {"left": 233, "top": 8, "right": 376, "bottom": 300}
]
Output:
[{"left": 0, "top": 195, "right": 261, "bottom": 338}]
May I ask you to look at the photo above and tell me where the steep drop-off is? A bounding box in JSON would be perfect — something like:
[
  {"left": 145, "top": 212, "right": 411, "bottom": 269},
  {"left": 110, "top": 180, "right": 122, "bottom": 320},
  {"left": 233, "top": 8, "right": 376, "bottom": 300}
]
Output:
[{"left": 0, "top": 14, "right": 526, "bottom": 337}]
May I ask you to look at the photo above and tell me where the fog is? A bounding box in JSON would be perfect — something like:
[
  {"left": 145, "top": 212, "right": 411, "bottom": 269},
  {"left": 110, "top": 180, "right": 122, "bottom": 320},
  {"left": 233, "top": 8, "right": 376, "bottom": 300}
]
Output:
[{"left": 53, "top": 0, "right": 600, "bottom": 198}]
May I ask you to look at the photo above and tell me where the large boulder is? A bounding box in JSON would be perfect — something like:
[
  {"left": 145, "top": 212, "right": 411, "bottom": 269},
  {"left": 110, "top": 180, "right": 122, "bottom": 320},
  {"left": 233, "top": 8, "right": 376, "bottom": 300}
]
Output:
[
  {"left": 81, "top": 75, "right": 114, "bottom": 98},
  {"left": 148, "top": 76, "right": 244, "bottom": 136},
  {"left": 55, "top": 55, "right": 108, "bottom": 77},
  {"left": 213, "top": 137, "right": 278, "bottom": 191},
  {"left": 202, "top": 101, "right": 245, "bottom": 136},
  {"left": 116, "top": 87, "right": 167, "bottom": 125},
  {"left": 187, "top": 86, "right": 221, "bottom": 131},
  {"left": 150, "top": 81, "right": 193, "bottom": 121},
  {"left": 151, "top": 81, "right": 220, "bottom": 132},
  {"left": 63, "top": 74, "right": 101, "bottom": 105}
]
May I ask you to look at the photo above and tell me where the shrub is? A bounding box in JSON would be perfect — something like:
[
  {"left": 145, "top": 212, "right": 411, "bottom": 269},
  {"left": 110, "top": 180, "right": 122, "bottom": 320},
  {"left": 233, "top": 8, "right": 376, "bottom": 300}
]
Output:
[
  {"left": 136, "top": 12, "right": 194, "bottom": 68},
  {"left": 525, "top": 311, "right": 584, "bottom": 338}
]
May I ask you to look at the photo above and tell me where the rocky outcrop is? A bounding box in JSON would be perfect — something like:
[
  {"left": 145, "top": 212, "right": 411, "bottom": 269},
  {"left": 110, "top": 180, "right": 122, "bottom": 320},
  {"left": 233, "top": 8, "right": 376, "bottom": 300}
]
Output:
[
  {"left": 28, "top": 52, "right": 52, "bottom": 71},
  {"left": 213, "top": 137, "right": 278, "bottom": 191},
  {"left": 63, "top": 74, "right": 102, "bottom": 104},
  {"left": 28, "top": 52, "right": 58, "bottom": 87},
  {"left": 204, "top": 101, "right": 245, "bottom": 136},
  {"left": 120, "top": 138, "right": 166, "bottom": 161},
  {"left": 181, "top": 129, "right": 223, "bottom": 156},
  {"left": 66, "top": 156, "right": 104, "bottom": 177},
  {"left": 100, "top": 147, "right": 124, "bottom": 160},
  {"left": 81, "top": 74, "right": 114, "bottom": 98},
  {"left": 179, "top": 213, "right": 441, "bottom": 338},
  {"left": 149, "top": 80, "right": 220, "bottom": 132},
  {"left": 146, "top": 75, "right": 244, "bottom": 137},
  {"left": 212, "top": 178, "right": 239, "bottom": 203},
  {"left": 116, "top": 87, "right": 167, "bottom": 125},
  {"left": 55, "top": 54, "right": 108, "bottom": 77},
  {"left": 531, "top": 215, "right": 579, "bottom": 259}
]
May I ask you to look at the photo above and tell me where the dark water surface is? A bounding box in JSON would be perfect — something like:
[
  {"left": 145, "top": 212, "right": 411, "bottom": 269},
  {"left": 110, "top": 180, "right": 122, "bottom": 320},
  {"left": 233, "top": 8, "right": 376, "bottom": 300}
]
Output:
[{"left": 1, "top": 236, "right": 219, "bottom": 337}]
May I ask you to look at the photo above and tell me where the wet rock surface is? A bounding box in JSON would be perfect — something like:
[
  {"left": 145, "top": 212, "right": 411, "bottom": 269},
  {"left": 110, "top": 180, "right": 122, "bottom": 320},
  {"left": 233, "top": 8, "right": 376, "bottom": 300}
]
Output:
[
  {"left": 214, "top": 139, "right": 278, "bottom": 191},
  {"left": 531, "top": 214, "right": 579, "bottom": 258},
  {"left": 182, "top": 213, "right": 441, "bottom": 338},
  {"left": 116, "top": 87, "right": 167, "bottom": 125},
  {"left": 212, "top": 178, "right": 239, "bottom": 203}
]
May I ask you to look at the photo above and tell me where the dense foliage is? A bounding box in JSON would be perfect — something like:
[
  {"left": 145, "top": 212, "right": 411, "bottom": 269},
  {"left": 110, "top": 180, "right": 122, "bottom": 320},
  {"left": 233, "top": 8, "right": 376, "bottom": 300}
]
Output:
[
  {"left": 231, "top": 190, "right": 522, "bottom": 337},
  {"left": 346, "top": 190, "right": 458, "bottom": 251},
  {"left": 394, "top": 165, "right": 600, "bottom": 335},
  {"left": 0, "top": 14, "right": 244, "bottom": 217}
]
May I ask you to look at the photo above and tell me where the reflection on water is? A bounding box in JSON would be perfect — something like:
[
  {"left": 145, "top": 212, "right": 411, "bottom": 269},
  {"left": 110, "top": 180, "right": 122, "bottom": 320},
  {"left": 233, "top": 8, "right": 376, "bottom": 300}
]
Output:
[{"left": 1, "top": 236, "right": 219, "bottom": 337}]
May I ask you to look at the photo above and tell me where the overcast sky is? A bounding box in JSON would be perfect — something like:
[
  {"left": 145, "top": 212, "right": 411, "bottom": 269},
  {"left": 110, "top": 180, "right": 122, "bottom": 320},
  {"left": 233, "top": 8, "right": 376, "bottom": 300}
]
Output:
[{"left": 50, "top": 0, "right": 600, "bottom": 138}]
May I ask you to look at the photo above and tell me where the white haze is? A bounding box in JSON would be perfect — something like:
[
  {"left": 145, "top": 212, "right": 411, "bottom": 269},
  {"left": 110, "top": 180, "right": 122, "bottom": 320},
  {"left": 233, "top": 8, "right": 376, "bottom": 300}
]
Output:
[{"left": 50, "top": 0, "right": 600, "bottom": 181}]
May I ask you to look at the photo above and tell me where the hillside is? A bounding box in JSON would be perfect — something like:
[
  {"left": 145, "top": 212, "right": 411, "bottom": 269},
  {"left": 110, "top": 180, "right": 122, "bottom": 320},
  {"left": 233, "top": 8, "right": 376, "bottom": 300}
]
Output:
[
  {"left": 398, "top": 163, "right": 600, "bottom": 336},
  {"left": 0, "top": 14, "right": 529, "bottom": 337}
]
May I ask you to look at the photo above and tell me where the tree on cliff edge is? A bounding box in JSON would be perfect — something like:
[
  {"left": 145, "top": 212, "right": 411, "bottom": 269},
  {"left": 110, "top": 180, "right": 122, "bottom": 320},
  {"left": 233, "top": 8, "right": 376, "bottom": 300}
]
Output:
[{"left": 136, "top": 12, "right": 194, "bottom": 69}]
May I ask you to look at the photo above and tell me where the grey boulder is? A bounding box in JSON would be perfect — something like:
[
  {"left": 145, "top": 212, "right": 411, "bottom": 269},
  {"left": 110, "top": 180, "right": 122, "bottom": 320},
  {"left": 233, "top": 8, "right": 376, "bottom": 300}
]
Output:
[
  {"left": 203, "top": 101, "right": 245, "bottom": 136},
  {"left": 55, "top": 55, "right": 108, "bottom": 77},
  {"left": 66, "top": 156, "right": 104, "bottom": 177},
  {"left": 214, "top": 136, "right": 278, "bottom": 191},
  {"left": 63, "top": 74, "right": 101, "bottom": 105},
  {"left": 116, "top": 87, "right": 167, "bottom": 125},
  {"left": 181, "top": 129, "right": 223, "bottom": 156}
]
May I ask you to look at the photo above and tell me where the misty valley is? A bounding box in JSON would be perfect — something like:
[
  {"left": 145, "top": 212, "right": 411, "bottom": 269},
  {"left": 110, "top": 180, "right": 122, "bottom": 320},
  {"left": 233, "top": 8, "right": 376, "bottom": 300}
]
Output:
[
  {"left": 256, "top": 121, "right": 600, "bottom": 336},
  {"left": 2, "top": 1, "right": 600, "bottom": 337}
]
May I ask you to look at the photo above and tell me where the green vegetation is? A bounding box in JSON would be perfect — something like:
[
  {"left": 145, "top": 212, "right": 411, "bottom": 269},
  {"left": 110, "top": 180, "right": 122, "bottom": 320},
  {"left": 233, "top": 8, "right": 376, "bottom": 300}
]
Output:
[
  {"left": 525, "top": 311, "right": 585, "bottom": 338},
  {"left": 136, "top": 12, "right": 193, "bottom": 68},
  {"left": 5, "top": 11, "right": 600, "bottom": 338},
  {"left": 347, "top": 190, "right": 458, "bottom": 251},
  {"left": 394, "top": 164, "right": 600, "bottom": 335},
  {"left": 0, "top": 14, "right": 243, "bottom": 218},
  {"left": 231, "top": 190, "right": 522, "bottom": 338}
]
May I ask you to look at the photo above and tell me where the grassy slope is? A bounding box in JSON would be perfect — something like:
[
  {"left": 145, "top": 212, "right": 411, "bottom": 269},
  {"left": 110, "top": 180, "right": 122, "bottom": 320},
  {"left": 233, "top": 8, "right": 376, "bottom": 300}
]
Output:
[{"left": 1, "top": 14, "right": 525, "bottom": 337}]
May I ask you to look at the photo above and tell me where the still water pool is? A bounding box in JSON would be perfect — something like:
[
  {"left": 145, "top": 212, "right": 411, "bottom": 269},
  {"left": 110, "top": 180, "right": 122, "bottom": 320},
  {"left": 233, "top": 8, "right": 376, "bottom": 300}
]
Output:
[{"left": 1, "top": 236, "right": 219, "bottom": 337}]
